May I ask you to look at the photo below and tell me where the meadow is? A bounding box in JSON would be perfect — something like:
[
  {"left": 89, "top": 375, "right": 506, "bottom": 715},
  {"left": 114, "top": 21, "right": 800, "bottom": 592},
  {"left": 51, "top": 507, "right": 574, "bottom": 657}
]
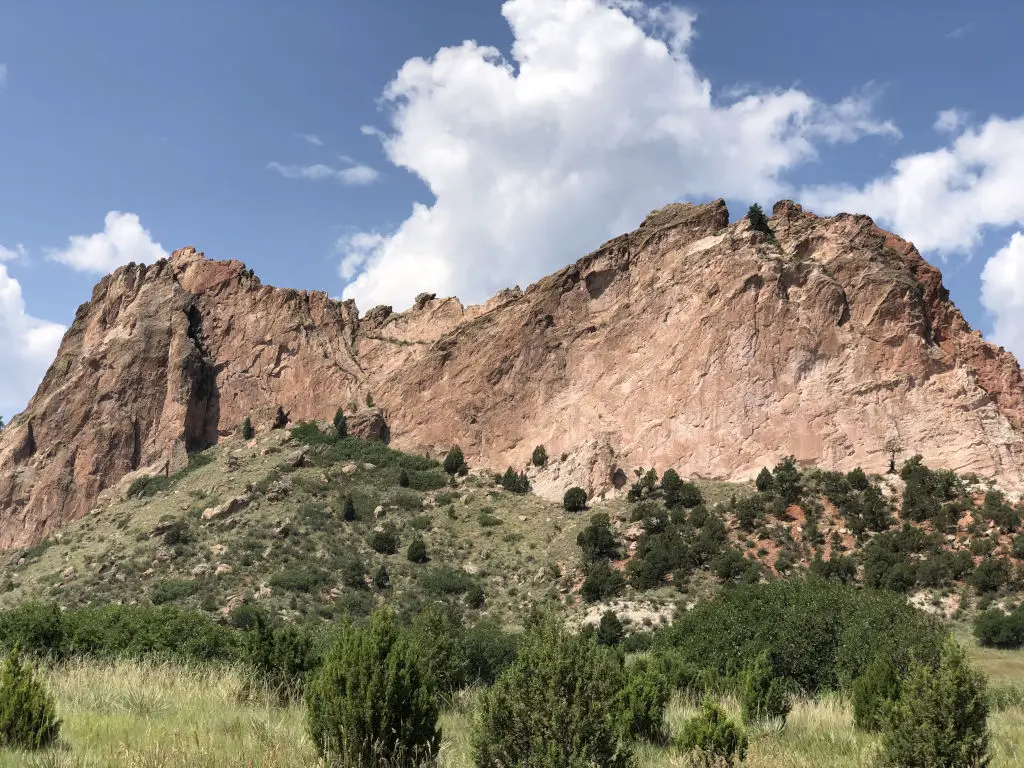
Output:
[{"left": 3, "top": 634, "right": 1022, "bottom": 768}]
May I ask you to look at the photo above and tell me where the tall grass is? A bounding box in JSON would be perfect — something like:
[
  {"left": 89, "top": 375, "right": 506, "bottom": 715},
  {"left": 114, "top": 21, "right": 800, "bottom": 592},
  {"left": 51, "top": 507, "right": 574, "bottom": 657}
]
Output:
[{"left": 2, "top": 659, "right": 1023, "bottom": 767}]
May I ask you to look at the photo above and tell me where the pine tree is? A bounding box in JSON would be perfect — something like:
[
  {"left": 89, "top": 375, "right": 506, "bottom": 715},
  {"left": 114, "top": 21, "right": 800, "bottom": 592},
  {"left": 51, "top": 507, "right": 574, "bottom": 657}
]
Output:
[
  {"left": 398, "top": 468, "right": 410, "bottom": 488},
  {"left": 342, "top": 496, "right": 356, "bottom": 522},
  {"left": 747, "top": 203, "right": 772, "bottom": 236},
  {"left": 373, "top": 565, "right": 391, "bottom": 589},
  {"left": 241, "top": 416, "right": 254, "bottom": 440},
  {"left": 531, "top": 445, "right": 548, "bottom": 467},
  {"left": 755, "top": 467, "right": 774, "bottom": 492}
]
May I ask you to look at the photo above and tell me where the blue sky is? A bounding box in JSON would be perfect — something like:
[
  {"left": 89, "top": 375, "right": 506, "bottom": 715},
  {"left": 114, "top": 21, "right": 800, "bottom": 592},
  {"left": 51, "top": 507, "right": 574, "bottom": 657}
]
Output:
[{"left": 2, "top": 0, "right": 1024, "bottom": 419}]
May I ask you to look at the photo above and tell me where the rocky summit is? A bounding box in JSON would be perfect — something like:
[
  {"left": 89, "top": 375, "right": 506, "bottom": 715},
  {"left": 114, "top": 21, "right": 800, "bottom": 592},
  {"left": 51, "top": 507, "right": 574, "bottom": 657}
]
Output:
[{"left": 1, "top": 199, "right": 1023, "bottom": 548}]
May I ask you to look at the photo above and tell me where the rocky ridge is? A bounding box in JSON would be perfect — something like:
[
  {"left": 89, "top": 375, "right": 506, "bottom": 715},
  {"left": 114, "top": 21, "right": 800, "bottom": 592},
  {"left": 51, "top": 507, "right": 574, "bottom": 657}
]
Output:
[{"left": 1, "top": 199, "right": 1023, "bottom": 547}]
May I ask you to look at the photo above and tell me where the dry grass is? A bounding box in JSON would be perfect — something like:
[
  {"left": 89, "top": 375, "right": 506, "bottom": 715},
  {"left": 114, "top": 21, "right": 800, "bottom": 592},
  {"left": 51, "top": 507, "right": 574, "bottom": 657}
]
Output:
[{"left": 3, "top": 658, "right": 1024, "bottom": 767}]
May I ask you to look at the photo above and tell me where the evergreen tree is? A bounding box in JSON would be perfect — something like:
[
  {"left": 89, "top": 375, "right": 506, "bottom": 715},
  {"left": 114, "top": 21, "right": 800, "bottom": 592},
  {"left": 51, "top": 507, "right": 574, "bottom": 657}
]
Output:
[
  {"left": 879, "top": 639, "right": 990, "bottom": 768},
  {"left": 0, "top": 645, "right": 60, "bottom": 750},
  {"left": 443, "top": 446, "right": 467, "bottom": 475},
  {"left": 373, "top": 565, "right": 391, "bottom": 590},
  {"left": 563, "top": 486, "right": 588, "bottom": 512},
  {"left": 755, "top": 467, "right": 774, "bottom": 492},
  {"left": 342, "top": 496, "right": 356, "bottom": 522},
  {"left": 474, "top": 613, "right": 632, "bottom": 768},
  {"left": 740, "top": 652, "right": 792, "bottom": 725},
  {"left": 747, "top": 203, "right": 772, "bottom": 236},
  {"left": 661, "top": 468, "right": 684, "bottom": 507},
  {"left": 532, "top": 445, "right": 548, "bottom": 467},
  {"left": 307, "top": 610, "right": 439, "bottom": 765},
  {"left": 407, "top": 537, "right": 428, "bottom": 564},
  {"left": 398, "top": 468, "right": 410, "bottom": 488},
  {"left": 596, "top": 611, "right": 624, "bottom": 646},
  {"left": 241, "top": 416, "right": 254, "bottom": 440},
  {"left": 678, "top": 697, "right": 748, "bottom": 767},
  {"left": 333, "top": 408, "right": 347, "bottom": 439},
  {"left": 852, "top": 655, "right": 900, "bottom": 732},
  {"left": 772, "top": 456, "right": 803, "bottom": 505}
]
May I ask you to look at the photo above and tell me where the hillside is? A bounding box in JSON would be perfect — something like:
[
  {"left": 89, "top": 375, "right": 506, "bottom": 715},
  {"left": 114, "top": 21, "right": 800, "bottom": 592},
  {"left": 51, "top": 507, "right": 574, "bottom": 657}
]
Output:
[
  {"left": 3, "top": 199, "right": 1024, "bottom": 551},
  {"left": 3, "top": 419, "right": 1023, "bottom": 633}
]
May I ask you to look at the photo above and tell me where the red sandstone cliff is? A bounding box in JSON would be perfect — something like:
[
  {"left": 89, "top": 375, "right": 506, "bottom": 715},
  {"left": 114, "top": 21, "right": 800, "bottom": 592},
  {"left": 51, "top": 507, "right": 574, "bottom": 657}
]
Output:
[{"left": 1, "top": 199, "right": 1022, "bottom": 547}]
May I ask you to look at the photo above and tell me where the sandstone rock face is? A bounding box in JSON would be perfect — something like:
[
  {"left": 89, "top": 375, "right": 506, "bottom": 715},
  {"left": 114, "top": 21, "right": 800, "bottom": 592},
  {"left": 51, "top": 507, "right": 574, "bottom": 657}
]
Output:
[{"left": 3, "top": 201, "right": 1024, "bottom": 546}]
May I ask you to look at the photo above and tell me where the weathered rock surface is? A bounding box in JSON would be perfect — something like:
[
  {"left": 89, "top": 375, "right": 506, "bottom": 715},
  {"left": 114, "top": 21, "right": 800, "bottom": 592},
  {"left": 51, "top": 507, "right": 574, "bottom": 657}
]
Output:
[{"left": 2, "top": 200, "right": 1024, "bottom": 546}]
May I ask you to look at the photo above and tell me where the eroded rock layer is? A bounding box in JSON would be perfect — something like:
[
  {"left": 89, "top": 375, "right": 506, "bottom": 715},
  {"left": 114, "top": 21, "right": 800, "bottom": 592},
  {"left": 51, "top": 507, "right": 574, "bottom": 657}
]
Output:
[{"left": 1, "top": 200, "right": 1023, "bottom": 546}]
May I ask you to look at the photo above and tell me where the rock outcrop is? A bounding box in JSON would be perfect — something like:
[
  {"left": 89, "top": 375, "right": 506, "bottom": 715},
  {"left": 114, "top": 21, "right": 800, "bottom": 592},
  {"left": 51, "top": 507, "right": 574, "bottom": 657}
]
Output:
[{"left": 2, "top": 200, "right": 1024, "bottom": 546}]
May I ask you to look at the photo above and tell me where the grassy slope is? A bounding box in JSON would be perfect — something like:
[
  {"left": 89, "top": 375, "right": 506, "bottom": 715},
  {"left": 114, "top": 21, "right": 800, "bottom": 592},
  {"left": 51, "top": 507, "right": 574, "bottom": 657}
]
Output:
[{"left": 4, "top": 658, "right": 1023, "bottom": 767}]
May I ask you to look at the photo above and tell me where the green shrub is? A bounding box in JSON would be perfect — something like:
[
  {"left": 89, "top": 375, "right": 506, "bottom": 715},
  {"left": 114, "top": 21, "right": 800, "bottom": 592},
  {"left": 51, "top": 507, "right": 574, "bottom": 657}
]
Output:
[
  {"left": 443, "top": 446, "right": 467, "bottom": 475},
  {"left": 499, "top": 467, "right": 530, "bottom": 494},
  {"left": 477, "top": 512, "right": 502, "bottom": 527},
  {"left": 373, "top": 565, "right": 391, "bottom": 590},
  {"left": 307, "top": 609, "right": 439, "bottom": 766},
  {"left": 596, "top": 611, "right": 624, "bottom": 647},
  {"left": 422, "top": 566, "right": 475, "bottom": 597},
  {"left": 658, "top": 578, "right": 944, "bottom": 695},
  {"left": 563, "top": 486, "right": 588, "bottom": 512},
  {"left": 878, "top": 638, "right": 990, "bottom": 768},
  {"left": 755, "top": 467, "right": 773, "bottom": 492},
  {"left": 409, "top": 605, "right": 467, "bottom": 695},
  {"left": 247, "top": 614, "right": 317, "bottom": 704},
  {"left": 241, "top": 416, "right": 254, "bottom": 440},
  {"left": 847, "top": 467, "right": 869, "bottom": 490},
  {"left": 581, "top": 561, "right": 625, "bottom": 602},
  {"left": 740, "top": 651, "right": 791, "bottom": 725},
  {"left": 677, "top": 696, "right": 748, "bottom": 767},
  {"left": 370, "top": 523, "right": 400, "bottom": 555},
  {"left": 532, "top": 445, "right": 548, "bottom": 467},
  {"left": 618, "top": 656, "right": 671, "bottom": 743},
  {"left": 677, "top": 481, "right": 703, "bottom": 509},
  {"left": 407, "top": 469, "right": 448, "bottom": 491},
  {"left": 269, "top": 566, "right": 329, "bottom": 593},
  {"left": 407, "top": 537, "right": 429, "bottom": 564},
  {"left": 577, "top": 513, "right": 620, "bottom": 565},
  {"left": 474, "top": 613, "right": 632, "bottom": 768},
  {"left": 852, "top": 655, "right": 900, "bottom": 732},
  {"left": 0, "top": 646, "right": 60, "bottom": 750},
  {"left": 463, "top": 618, "right": 517, "bottom": 685},
  {"left": 970, "top": 556, "right": 1010, "bottom": 594},
  {"left": 974, "top": 606, "right": 1024, "bottom": 649},
  {"left": 151, "top": 578, "right": 200, "bottom": 605},
  {"left": 398, "top": 468, "right": 410, "bottom": 488},
  {"left": 0, "top": 603, "right": 66, "bottom": 660},
  {"left": 772, "top": 456, "right": 802, "bottom": 505},
  {"left": 127, "top": 474, "right": 171, "bottom": 499}
]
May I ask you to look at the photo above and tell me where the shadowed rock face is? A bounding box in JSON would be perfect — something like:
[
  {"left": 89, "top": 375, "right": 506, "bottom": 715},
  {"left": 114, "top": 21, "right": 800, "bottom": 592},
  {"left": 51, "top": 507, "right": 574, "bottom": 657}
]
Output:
[{"left": 2, "top": 199, "right": 1024, "bottom": 547}]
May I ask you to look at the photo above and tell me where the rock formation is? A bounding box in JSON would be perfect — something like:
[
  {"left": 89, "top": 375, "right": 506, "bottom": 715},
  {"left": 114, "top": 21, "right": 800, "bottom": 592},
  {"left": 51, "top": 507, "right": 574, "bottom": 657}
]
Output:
[{"left": 2, "top": 199, "right": 1024, "bottom": 547}]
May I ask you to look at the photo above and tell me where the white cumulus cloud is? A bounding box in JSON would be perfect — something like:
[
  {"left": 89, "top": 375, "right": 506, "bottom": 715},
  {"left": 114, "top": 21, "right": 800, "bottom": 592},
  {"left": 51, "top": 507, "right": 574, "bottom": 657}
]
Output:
[
  {"left": 267, "top": 161, "right": 379, "bottom": 185},
  {"left": 0, "top": 263, "right": 66, "bottom": 417},
  {"left": 804, "top": 115, "right": 1024, "bottom": 256},
  {"left": 981, "top": 232, "right": 1024, "bottom": 357},
  {"left": 47, "top": 211, "right": 167, "bottom": 274},
  {"left": 339, "top": 0, "right": 899, "bottom": 310}
]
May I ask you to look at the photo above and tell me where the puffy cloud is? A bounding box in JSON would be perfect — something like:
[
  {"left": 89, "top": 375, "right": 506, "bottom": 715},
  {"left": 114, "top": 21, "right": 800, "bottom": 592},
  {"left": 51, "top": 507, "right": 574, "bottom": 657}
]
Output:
[
  {"left": 340, "top": 0, "right": 899, "bottom": 310},
  {"left": 981, "top": 232, "right": 1024, "bottom": 357},
  {"left": 266, "top": 161, "right": 379, "bottom": 185},
  {"left": 0, "top": 263, "right": 66, "bottom": 416},
  {"left": 47, "top": 211, "right": 167, "bottom": 274},
  {"left": 804, "top": 116, "right": 1024, "bottom": 256},
  {"left": 933, "top": 108, "right": 967, "bottom": 134}
]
